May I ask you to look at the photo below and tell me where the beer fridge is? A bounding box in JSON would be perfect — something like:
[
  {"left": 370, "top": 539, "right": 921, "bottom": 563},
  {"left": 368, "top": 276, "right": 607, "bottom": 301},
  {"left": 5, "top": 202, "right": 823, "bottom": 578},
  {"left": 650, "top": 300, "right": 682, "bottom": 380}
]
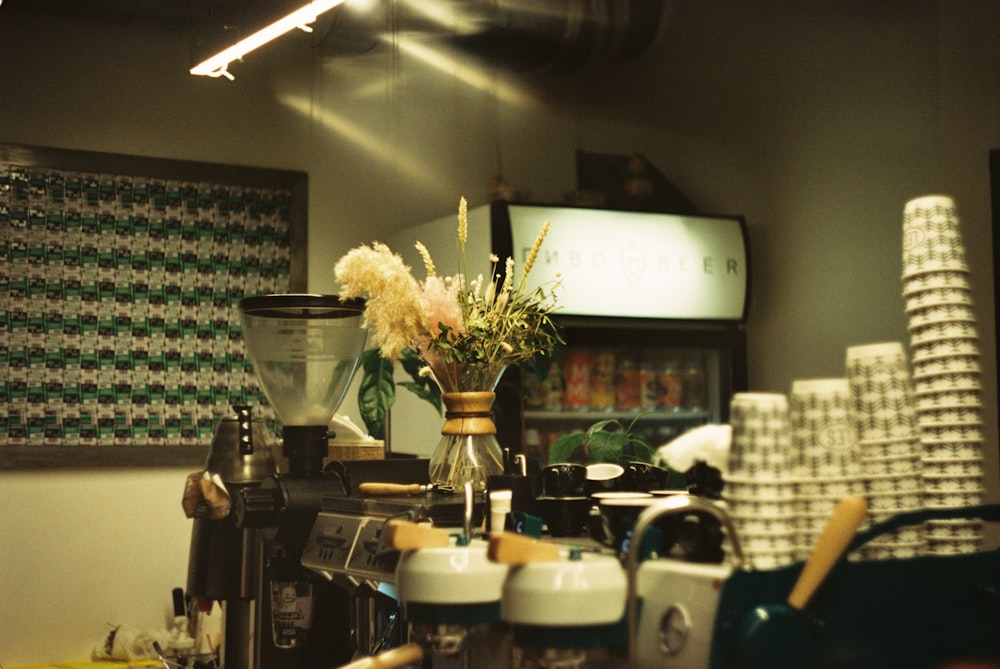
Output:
[{"left": 388, "top": 200, "right": 750, "bottom": 466}]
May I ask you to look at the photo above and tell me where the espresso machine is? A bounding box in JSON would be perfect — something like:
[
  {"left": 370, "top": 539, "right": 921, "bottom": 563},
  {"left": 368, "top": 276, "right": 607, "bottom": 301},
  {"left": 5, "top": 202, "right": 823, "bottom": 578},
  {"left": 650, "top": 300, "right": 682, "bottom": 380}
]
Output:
[{"left": 228, "top": 293, "right": 370, "bottom": 668}]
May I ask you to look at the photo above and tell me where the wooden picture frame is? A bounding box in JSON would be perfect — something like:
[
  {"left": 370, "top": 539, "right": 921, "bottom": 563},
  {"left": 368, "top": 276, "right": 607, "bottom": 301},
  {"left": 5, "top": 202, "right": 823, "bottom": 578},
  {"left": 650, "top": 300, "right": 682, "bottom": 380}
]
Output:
[{"left": 0, "top": 144, "right": 307, "bottom": 468}]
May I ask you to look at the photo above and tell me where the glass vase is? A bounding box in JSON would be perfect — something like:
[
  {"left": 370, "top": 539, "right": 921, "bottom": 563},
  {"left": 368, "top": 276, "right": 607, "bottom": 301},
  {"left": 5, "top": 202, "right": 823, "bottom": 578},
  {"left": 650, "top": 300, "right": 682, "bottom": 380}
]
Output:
[{"left": 428, "top": 390, "right": 505, "bottom": 493}]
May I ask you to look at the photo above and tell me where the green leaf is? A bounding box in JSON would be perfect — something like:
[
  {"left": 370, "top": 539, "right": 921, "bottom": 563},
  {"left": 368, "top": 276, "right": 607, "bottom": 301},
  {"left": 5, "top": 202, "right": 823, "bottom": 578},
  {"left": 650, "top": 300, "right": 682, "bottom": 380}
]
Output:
[
  {"left": 548, "top": 432, "right": 587, "bottom": 464},
  {"left": 398, "top": 349, "right": 442, "bottom": 413},
  {"left": 620, "top": 437, "right": 656, "bottom": 465},
  {"left": 586, "top": 429, "right": 628, "bottom": 464},
  {"left": 398, "top": 381, "right": 443, "bottom": 415},
  {"left": 357, "top": 348, "right": 395, "bottom": 440}
]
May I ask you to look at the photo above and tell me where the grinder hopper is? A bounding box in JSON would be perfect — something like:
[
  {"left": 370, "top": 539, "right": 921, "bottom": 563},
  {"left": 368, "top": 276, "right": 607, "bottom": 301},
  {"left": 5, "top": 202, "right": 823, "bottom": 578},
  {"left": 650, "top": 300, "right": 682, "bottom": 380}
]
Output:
[{"left": 238, "top": 293, "right": 367, "bottom": 474}]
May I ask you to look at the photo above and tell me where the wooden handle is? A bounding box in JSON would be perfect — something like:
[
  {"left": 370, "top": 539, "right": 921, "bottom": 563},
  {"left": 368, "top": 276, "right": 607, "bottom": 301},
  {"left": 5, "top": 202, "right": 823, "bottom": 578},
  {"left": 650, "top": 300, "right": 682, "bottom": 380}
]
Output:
[
  {"left": 358, "top": 482, "right": 423, "bottom": 496},
  {"left": 487, "top": 532, "right": 561, "bottom": 565},
  {"left": 787, "top": 495, "right": 868, "bottom": 611},
  {"left": 334, "top": 643, "right": 424, "bottom": 669},
  {"left": 381, "top": 520, "right": 451, "bottom": 551}
]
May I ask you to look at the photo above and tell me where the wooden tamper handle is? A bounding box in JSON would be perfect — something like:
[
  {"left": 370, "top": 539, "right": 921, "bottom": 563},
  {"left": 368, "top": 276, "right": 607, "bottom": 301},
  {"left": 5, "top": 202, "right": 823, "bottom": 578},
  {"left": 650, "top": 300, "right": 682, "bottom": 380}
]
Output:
[
  {"left": 487, "top": 531, "right": 561, "bottom": 565},
  {"left": 381, "top": 520, "right": 451, "bottom": 551}
]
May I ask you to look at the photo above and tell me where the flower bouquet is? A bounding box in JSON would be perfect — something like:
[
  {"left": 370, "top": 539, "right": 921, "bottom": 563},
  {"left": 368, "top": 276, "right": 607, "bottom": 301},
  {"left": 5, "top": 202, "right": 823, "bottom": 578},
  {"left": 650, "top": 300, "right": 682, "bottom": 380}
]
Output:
[{"left": 333, "top": 197, "right": 561, "bottom": 490}]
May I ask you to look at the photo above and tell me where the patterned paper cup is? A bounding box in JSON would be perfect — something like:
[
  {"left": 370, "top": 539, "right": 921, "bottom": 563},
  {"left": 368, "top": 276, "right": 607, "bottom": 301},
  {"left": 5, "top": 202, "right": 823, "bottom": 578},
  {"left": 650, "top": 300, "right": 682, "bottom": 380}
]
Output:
[
  {"left": 903, "top": 285, "right": 974, "bottom": 309},
  {"left": 911, "top": 337, "right": 981, "bottom": 359},
  {"left": 913, "top": 387, "right": 981, "bottom": 410},
  {"left": 789, "top": 378, "right": 861, "bottom": 477},
  {"left": 922, "top": 456, "right": 984, "bottom": 477},
  {"left": 912, "top": 355, "right": 981, "bottom": 376},
  {"left": 740, "top": 529, "right": 798, "bottom": 552},
  {"left": 727, "top": 392, "right": 791, "bottom": 476},
  {"left": 738, "top": 545, "right": 797, "bottom": 570},
  {"left": 922, "top": 473, "right": 984, "bottom": 493},
  {"left": 723, "top": 473, "right": 797, "bottom": 497},
  {"left": 914, "top": 403, "right": 983, "bottom": 424},
  {"left": 918, "top": 422, "right": 983, "bottom": 443},
  {"left": 906, "top": 303, "right": 978, "bottom": 328},
  {"left": 796, "top": 492, "right": 853, "bottom": 516},
  {"left": 925, "top": 536, "right": 982, "bottom": 555},
  {"left": 921, "top": 438, "right": 983, "bottom": 460},
  {"left": 902, "top": 268, "right": 972, "bottom": 293},
  {"left": 860, "top": 453, "right": 921, "bottom": 476},
  {"left": 794, "top": 475, "right": 864, "bottom": 499},
  {"left": 846, "top": 342, "right": 921, "bottom": 442},
  {"left": 863, "top": 516, "right": 925, "bottom": 545},
  {"left": 857, "top": 435, "right": 922, "bottom": 459},
  {"left": 909, "top": 320, "right": 979, "bottom": 343},
  {"left": 924, "top": 488, "right": 984, "bottom": 508},
  {"left": 727, "top": 511, "right": 797, "bottom": 536},
  {"left": 865, "top": 489, "right": 924, "bottom": 513},
  {"left": 902, "top": 195, "right": 970, "bottom": 276},
  {"left": 864, "top": 471, "right": 923, "bottom": 495},
  {"left": 924, "top": 518, "right": 983, "bottom": 540},
  {"left": 911, "top": 370, "right": 982, "bottom": 392},
  {"left": 860, "top": 538, "right": 927, "bottom": 561}
]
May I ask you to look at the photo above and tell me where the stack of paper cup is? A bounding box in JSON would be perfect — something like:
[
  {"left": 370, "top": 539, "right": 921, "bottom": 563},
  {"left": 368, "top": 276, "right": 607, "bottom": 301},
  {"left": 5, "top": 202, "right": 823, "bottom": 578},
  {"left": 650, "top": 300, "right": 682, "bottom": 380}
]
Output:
[
  {"left": 788, "top": 378, "right": 865, "bottom": 561},
  {"left": 845, "top": 342, "right": 926, "bottom": 559},
  {"left": 902, "top": 195, "right": 984, "bottom": 554},
  {"left": 723, "top": 392, "right": 796, "bottom": 569}
]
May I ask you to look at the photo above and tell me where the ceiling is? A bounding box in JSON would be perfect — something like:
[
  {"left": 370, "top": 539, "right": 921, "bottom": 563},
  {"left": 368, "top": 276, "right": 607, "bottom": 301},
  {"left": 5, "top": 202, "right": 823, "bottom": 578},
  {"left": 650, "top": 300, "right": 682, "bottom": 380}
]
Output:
[{"left": 0, "top": 0, "right": 673, "bottom": 73}]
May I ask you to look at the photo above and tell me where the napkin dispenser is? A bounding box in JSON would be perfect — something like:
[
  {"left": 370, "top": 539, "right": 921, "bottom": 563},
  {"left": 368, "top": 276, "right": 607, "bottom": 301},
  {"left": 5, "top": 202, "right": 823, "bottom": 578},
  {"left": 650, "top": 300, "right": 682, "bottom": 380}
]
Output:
[{"left": 630, "top": 499, "right": 1000, "bottom": 669}]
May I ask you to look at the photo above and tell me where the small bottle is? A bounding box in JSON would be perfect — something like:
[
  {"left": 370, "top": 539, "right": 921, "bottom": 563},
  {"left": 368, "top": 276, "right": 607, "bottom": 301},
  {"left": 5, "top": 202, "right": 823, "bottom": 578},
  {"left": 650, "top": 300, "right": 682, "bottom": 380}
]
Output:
[
  {"left": 614, "top": 353, "right": 641, "bottom": 411},
  {"left": 639, "top": 355, "right": 658, "bottom": 410},
  {"left": 682, "top": 355, "right": 707, "bottom": 412},
  {"left": 562, "top": 348, "right": 592, "bottom": 411},
  {"left": 658, "top": 359, "right": 684, "bottom": 412},
  {"left": 589, "top": 348, "right": 616, "bottom": 411}
]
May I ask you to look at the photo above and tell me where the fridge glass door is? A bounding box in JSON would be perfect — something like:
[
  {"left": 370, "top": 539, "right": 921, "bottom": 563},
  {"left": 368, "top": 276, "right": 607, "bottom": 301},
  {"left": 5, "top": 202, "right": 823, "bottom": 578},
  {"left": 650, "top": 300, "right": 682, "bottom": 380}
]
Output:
[{"left": 512, "top": 341, "right": 734, "bottom": 466}]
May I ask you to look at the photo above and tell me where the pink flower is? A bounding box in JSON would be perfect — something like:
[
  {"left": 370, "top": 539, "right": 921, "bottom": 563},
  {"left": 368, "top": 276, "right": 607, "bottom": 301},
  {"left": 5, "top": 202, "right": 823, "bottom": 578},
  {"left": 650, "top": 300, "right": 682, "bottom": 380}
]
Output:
[{"left": 421, "top": 275, "right": 465, "bottom": 337}]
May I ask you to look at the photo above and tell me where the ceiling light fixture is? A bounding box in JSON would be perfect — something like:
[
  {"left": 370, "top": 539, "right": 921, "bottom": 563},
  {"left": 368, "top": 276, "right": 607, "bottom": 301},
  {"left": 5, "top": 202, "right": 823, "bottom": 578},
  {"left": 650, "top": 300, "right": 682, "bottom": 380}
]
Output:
[{"left": 190, "top": 0, "right": 346, "bottom": 80}]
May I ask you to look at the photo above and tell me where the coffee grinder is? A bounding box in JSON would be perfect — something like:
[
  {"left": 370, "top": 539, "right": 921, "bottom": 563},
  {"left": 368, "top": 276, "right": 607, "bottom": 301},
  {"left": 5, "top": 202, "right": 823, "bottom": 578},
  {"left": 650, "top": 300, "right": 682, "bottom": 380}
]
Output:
[
  {"left": 232, "top": 294, "right": 368, "bottom": 668},
  {"left": 186, "top": 405, "right": 277, "bottom": 669}
]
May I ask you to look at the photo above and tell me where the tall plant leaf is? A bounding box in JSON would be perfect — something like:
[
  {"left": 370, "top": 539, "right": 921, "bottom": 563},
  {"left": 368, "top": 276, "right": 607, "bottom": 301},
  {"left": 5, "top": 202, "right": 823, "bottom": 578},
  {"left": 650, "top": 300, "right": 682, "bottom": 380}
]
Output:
[{"left": 357, "top": 348, "right": 395, "bottom": 440}]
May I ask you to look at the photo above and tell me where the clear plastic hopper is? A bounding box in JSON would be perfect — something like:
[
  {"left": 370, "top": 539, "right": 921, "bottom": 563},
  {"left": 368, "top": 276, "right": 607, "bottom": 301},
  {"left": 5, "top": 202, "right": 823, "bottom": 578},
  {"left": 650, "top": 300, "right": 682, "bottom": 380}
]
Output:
[{"left": 238, "top": 294, "right": 367, "bottom": 473}]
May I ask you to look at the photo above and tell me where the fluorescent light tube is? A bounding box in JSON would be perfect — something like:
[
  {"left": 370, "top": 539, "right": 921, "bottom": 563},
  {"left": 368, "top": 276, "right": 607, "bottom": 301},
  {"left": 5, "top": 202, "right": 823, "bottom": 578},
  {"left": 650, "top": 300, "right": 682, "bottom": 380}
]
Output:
[{"left": 190, "top": 0, "right": 346, "bottom": 79}]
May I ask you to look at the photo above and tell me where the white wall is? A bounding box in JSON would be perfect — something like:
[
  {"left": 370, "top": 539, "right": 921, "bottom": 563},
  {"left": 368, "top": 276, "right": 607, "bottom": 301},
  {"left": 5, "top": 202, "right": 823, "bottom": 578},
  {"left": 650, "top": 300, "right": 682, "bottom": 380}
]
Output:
[{"left": 0, "top": 1, "right": 998, "bottom": 663}]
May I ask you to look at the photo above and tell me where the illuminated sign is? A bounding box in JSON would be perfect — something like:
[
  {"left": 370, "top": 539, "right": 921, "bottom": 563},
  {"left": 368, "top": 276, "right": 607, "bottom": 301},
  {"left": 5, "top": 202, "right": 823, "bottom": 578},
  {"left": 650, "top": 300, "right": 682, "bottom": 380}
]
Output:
[{"left": 505, "top": 205, "right": 748, "bottom": 320}]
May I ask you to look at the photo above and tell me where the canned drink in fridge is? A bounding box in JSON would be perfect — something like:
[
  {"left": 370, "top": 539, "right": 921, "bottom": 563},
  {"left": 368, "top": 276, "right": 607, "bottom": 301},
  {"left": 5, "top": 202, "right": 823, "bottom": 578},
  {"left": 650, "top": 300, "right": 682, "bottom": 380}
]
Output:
[
  {"left": 657, "top": 359, "right": 684, "bottom": 411},
  {"left": 562, "top": 347, "right": 592, "bottom": 410},
  {"left": 615, "top": 353, "right": 642, "bottom": 411},
  {"left": 640, "top": 358, "right": 658, "bottom": 410},
  {"left": 682, "top": 356, "right": 707, "bottom": 411},
  {"left": 589, "top": 348, "right": 616, "bottom": 410}
]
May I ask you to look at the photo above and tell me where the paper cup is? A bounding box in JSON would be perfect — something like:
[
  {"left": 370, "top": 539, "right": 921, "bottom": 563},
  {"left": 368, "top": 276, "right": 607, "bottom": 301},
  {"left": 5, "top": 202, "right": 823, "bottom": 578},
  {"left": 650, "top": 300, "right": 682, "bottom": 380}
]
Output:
[
  {"left": 909, "top": 320, "right": 979, "bottom": 342},
  {"left": 912, "top": 355, "right": 980, "bottom": 376},
  {"left": 858, "top": 435, "right": 922, "bottom": 459},
  {"left": 902, "top": 269, "right": 972, "bottom": 293},
  {"left": 907, "top": 303, "right": 977, "bottom": 328},
  {"left": 789, "top": 378, "right": 861, "bottom": 478},
  {"left": 903, "top": 285, "right": 974, "bottom": 309},
  {"left": 922, "top": 456, "right": 984, "bottom": 477},
  {"left": 727, "top": 392, "right": 791, "bottom": 476},
  {"left": 910, "top": 337, "right": 981, "bottom": 360},
  {"left": 860, "top": 453, "right": 921, "bottom": 476},
  {"left": 865, "top": 489, "right": 924, "bottom": 513}
]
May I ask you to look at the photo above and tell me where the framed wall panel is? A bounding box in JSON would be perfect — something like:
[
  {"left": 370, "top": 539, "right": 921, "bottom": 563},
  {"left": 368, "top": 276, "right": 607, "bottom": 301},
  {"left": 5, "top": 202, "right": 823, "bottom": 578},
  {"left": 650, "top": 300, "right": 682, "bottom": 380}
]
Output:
[{"left": 0, "top": 144, "right": 307, "bottom": 468}]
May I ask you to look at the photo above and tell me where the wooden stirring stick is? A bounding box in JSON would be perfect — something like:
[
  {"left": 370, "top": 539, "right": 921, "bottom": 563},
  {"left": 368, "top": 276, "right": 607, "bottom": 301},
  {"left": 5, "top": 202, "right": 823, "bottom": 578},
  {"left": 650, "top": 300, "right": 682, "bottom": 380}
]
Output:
[{"left": 787, "top": 494, "right": 869, "bottom": 611}]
